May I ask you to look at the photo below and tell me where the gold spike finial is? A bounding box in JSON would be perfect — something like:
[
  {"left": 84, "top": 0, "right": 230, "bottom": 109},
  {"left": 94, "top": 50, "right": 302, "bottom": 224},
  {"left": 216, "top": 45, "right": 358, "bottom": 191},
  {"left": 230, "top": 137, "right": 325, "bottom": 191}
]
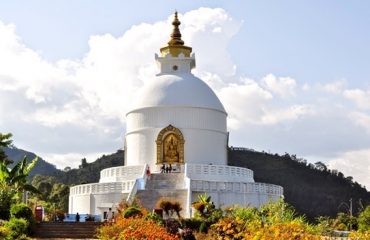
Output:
[
  {"left": 160, "top": 11, "right": 192, "bottom": 57},
  {"left": 168, "top": 11, "right": 184, "bottom": 46}
]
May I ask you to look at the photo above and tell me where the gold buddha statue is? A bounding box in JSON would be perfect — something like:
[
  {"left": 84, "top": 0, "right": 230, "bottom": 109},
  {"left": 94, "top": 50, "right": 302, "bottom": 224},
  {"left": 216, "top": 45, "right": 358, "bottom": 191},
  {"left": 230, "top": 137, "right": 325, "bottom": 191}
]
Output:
[{"left": 164, "top": 134, "right": 179, "bottom": 163}]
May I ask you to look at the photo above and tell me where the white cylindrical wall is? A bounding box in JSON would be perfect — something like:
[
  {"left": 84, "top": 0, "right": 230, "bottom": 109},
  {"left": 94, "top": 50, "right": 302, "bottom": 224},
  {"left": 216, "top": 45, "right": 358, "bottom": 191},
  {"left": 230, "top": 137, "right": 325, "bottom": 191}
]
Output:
[{"left": 125, "top": 106, "right": 227, "bottom": 169}]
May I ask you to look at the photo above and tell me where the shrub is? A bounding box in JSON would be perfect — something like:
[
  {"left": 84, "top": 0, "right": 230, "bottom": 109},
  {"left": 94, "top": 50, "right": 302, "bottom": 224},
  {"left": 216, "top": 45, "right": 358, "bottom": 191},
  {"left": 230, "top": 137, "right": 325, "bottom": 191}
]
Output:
[
  {"left": 145, "top": 212, "right": 164, "bottom": 226},
  {"left": 192, "top": 194, "right": 215, "bottom": 219},
  {"left": 158, "top": 199, "right": 173, "bottom": 216},
  {"left": 198, "top": 221, "right": 208, "bottom": 234},
  {"left": 182, "top": 218, "right": 202, "bottom": 231},
  {"left": 122, "top": 206, "right": 143, "bottom": 218},
  {"left": 232, "top": 206, "right": 259, "bottom": 222},
  {"left": 97, "top": 217, "right": 179, "bottom": 240},
  {"left": 0, "top": 225, "right": 10, "bottom": 239},
  {"left": 0, "top": 186, "right": 16, "bottom": 220},
  {"left": 55, "top": 210, "right": 65, "bottom": 221},
  {"left": 211, "top": 217, "right": 245, "bottom": 240},
  {"left": 10, "top": 203, "right": 33, "bottom": 221},
  {"left": 180, "top": 227, "right": 196, "bottom": 240},
  {"left": 208, "top": 208, "right": 223, "bottom": 224},
  {"left": 349, "top": 230, "right": 370, "bottom": 239},
  {"left": 165, "top": 218, "right": 181, "bottom": 235},
  {"left": 244, "top": 222, "right": 321, "bottom": 240},
  {"left": 5, "top": 218, "right": 29, "bottom": 239},
  {"left": 358, "top": 205, "right": 370, "bottom": 231},
  {"left": 157, "top": 198, "right": 182, "bottom": 218},
  {"left": 172, "top": 201, "right": 182, "bottom": 218}
]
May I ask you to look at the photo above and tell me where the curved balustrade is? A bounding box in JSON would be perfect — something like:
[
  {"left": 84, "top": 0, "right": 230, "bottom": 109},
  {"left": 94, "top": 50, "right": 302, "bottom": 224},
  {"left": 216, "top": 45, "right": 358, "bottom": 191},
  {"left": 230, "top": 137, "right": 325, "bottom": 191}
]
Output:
[
  {"left": 185, "top": 163, "right": 254, "bottom": 183},
  {"left": 99, "top": 165, "right": 145, "bottom": 183},
  {"left": 190, "top": 180, "right": 283, "bottom": 196},
  {"left": 70, "top": 181, "right": 136, "bottom": 196}
]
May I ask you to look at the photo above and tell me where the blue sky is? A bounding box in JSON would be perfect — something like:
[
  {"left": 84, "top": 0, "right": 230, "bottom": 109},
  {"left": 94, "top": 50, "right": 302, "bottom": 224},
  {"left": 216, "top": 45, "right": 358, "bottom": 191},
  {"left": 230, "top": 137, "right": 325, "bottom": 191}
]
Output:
[
  {"left": 0, "top": 1, "right": 369, "bottom": 188},
  {"left": 1, "top": 1, "right": 369, "bottom": 85}
]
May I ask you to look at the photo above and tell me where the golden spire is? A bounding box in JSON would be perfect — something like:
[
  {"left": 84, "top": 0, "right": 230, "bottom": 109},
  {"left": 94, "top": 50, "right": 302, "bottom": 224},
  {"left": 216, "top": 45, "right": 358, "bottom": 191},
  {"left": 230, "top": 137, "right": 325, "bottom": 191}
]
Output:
[
  {"left": 168, "top": 11, "right": 184, "bottom": 46},
  {"left": 160, "top": 11, "right": 192, "bottom": 57}
]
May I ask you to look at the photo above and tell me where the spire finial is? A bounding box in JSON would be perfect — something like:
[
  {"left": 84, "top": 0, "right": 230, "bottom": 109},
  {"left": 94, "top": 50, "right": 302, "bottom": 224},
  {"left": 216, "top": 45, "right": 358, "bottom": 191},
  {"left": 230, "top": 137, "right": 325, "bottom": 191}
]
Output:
[
  {"left": 160, "top": 11, "right": 192, "bottom": 57},
  {"left": 168, "top": 11, "right": 184, "bottom": 46}
]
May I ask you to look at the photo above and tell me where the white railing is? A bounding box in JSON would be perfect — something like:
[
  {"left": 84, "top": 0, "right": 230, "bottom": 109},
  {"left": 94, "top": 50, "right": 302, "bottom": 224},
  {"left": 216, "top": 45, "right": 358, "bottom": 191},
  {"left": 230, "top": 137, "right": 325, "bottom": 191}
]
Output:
[
  {"left": 184, "top": 177, "right": 192, "bottom": 217},
  {"left": 126, "top": 163, "right": 149, "bottom": 204},
  {"left": 100, "top": 165, "right": 145, "bottom": 183},
  {"left": 70, "top": 181, "right": 136, "bottom": 196},
  {"left": 190, "top": 180, "right": 283, "bottom": 196},
  {"left": 185, "top": 163, "right": 254, "bottom": 183}
]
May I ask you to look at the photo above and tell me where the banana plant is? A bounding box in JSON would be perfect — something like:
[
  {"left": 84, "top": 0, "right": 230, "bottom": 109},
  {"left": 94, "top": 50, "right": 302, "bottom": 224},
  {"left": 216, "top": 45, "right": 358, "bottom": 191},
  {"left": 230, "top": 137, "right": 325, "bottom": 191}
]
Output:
[{"left": 0, "top": 155, "right": 40, "bottom": 199}]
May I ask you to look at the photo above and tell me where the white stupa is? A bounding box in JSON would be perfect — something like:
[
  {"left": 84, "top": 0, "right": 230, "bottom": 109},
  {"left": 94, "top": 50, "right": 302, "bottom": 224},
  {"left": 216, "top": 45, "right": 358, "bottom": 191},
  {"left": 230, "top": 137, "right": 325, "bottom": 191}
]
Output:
[{"left": 69, "top": 12, "right": 283, "bottom": 219}]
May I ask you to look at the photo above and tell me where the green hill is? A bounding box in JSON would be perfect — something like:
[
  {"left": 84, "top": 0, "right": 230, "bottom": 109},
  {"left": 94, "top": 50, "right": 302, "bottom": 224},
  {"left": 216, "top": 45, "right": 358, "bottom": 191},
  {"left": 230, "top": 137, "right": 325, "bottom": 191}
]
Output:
[{"left": 228, "top": 147, "right": 370, "bottom": 220}]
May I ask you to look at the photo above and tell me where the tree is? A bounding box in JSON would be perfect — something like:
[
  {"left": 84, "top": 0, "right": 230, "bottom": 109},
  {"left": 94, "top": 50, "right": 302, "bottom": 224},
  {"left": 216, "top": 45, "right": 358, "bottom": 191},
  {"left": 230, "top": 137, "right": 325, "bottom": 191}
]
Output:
[
  {"left": 0, "top": 133, "right": 40, "bottom": 219},
  {"left": 0, "top": 133, "right": 40, "bottom": 198},
  {"left": 79, "top": 158, "right": 88, "bottom": 169},
  {"left": 0, "top": 133, "right": 13, "bottom": 164},
  {"left": 0, "top": 155, "right": 40, "bottom": 197},
  {"left": 31, "top": 175, "right": 70, "bottom": 212},
  {"left": 63, "top": 166, "right": 71, "bottom": 172},
  {"left": 49, "top": 183, "right": 69, "bottom": 211},
  {"left": 314, "top": 161, "right": 327, "bottom": 171},
  {"left": 32, "top": 175, "right": 55, "bottom": 201},
  {"left": 358, "top": 205, "right": 370, "bottom": 231}
]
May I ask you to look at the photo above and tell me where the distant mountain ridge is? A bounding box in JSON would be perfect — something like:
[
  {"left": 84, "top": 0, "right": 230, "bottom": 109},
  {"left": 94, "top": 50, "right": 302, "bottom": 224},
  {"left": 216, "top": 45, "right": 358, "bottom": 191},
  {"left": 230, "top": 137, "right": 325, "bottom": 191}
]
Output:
[{"left": 3, "top": 146, "right": 62, "bottom": 177}]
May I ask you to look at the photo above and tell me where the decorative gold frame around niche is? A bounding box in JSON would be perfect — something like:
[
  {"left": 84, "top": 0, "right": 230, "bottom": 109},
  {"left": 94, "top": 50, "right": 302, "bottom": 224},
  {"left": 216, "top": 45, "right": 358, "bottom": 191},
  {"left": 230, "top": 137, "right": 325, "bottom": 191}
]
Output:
[{"left": 156, "top": 125, "right": 185, "bottom": 165}]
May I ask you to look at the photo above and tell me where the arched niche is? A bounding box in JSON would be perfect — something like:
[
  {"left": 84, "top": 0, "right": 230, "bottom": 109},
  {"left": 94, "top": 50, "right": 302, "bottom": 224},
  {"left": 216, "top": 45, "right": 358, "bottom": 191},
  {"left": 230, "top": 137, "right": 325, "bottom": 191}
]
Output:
[{"left": 156, "top": 125, "right": 185, "bottom": 165}]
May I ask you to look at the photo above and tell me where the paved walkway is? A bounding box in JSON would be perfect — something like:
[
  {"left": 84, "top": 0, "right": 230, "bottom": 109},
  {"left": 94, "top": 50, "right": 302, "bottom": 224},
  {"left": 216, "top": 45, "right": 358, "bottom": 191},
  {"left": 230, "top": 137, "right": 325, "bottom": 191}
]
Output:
[{"left": 32, "top": 238, "right": 98, "bottom": 240}]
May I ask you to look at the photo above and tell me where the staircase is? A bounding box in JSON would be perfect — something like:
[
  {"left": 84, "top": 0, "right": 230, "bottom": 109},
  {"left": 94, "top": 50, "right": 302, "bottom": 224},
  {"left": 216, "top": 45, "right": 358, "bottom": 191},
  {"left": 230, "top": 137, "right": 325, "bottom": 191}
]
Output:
[
  {"left": 33, "top": 222, "right": 101, "bottom": 239},
  {"left": 136, "top": 173, "right": 189, "bottom": 216}
]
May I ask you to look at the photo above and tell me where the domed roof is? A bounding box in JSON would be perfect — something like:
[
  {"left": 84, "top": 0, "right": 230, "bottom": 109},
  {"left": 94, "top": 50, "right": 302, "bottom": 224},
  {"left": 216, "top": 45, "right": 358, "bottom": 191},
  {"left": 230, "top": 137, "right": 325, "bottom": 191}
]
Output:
[
  {"left": 129, "top": 73, "right": 226, "bottom": 113},
  {"left": 128, "top": 12, "right": 226, "bottom": 115}
]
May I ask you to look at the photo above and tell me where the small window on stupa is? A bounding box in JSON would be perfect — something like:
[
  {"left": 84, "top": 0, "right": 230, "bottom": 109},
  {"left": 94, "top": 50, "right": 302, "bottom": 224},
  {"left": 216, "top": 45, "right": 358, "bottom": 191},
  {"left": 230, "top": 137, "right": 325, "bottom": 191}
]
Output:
[{"left": 172, "top": 65, "right": 178, "bottom": 71}]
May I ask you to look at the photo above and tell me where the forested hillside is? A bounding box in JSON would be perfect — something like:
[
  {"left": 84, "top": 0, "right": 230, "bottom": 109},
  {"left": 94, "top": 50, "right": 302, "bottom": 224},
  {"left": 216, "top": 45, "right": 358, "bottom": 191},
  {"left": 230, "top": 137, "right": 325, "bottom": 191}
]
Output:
[
  {"left": 228, "top": 148, "right": 370, "bottom": 220},
  {"left": 52, "top": 150, "right": 124, "bottom": 185}
]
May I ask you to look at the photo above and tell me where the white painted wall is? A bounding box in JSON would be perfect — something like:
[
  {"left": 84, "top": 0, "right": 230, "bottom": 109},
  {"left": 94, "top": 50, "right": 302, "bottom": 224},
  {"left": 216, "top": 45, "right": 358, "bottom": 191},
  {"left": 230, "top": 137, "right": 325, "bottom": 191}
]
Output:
[
  {"left": 99, "top": 165, "right": 145, "bottom": 183},
  {"left": 126, "top": 107, "right": 228, "bottom": 169}
]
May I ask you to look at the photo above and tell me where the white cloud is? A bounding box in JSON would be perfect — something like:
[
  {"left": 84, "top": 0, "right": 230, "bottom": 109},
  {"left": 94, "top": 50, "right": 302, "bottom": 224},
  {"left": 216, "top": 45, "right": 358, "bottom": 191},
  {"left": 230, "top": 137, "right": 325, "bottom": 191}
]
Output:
[
  {"left": 328, "top": 149, "right": 370, "bottom": 189},
  {"left": 260, "top": 104, "right": 314, "bottom": 125},
  {"left": 41, "top": 151, "right": 112, "bottom": 169},
  {"left": 261, "top": 74, "right": 297, "bottom": 97},
  {"left": 349, "top": 111, "right": 370, "bottom": 133},
  {"left": 322, "top": 80, "right": 347, "bottom": 94},
  {"left": 218, "top": 78, "right": 272, "bottom": 128},
  {"left": 302, "top": 83, "right": 310, "bottom": 91},
  {"left": 217, "top": 76, "right": 312, "bottom": 128},
  {"left": 343, "top": 88, "right": 370, "bottom": 110}
]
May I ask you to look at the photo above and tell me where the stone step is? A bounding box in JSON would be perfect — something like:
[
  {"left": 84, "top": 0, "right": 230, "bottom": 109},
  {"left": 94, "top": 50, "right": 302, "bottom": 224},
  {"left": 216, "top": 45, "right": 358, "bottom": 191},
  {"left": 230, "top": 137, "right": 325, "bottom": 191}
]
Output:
[
  {"left": 145, "top": 180, "right": 185, "bottom": 189},
  {"left": 33, "top": 232, "right": 97, "bottom": 238},
  {"left": 136, "top": 189, "right": 188, "bottom": 215},
  {"left": 150, "top": 173, "right": 184, "bottom": 181},
  {"left": 32, "top": 222, "right": 101, "bottom": 239}
]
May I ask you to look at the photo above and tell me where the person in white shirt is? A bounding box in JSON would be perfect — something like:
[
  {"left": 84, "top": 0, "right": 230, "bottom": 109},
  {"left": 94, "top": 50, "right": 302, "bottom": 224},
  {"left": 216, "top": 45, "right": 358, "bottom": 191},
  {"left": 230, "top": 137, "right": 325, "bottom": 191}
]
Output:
[{"left": 107, "top": 208, "right": 113, "bottom": 222}]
